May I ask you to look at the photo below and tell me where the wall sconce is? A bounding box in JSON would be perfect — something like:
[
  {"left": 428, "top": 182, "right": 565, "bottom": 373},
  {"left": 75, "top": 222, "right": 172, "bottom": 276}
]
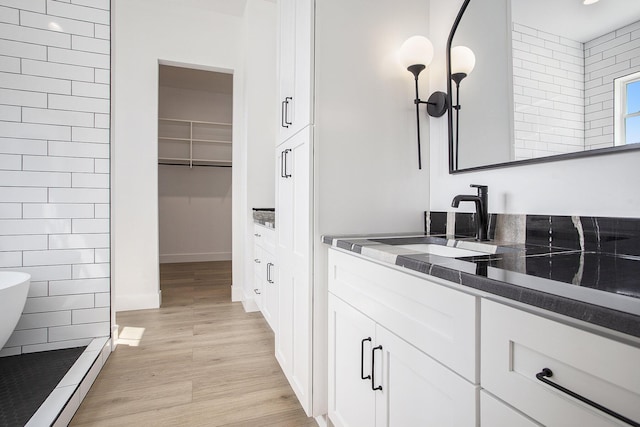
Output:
[{"left": 400, "top": 36, "right": 448, "bottom": 169}]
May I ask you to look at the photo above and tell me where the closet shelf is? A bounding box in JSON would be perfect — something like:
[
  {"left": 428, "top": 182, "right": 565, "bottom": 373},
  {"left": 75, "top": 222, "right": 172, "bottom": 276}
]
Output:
[
  {"left": 158, "top": 117, "right": 232, "bottom": 167},
  {"left": 158, "top": 157, "right": 233, "bottom": 168},
  {"left": 158, "top": 118, "right": 232, "bottom": 127},
  {"left": 158, "top": 137, "right": 232, "bottom": 144}
]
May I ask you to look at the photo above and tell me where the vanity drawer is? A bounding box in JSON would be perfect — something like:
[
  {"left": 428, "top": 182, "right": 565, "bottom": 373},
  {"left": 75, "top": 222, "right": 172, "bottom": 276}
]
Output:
[
  {"left": 254, "top": 224, "right": 275, "bottom": 252},
  {"left": 481, "top": 299, "right": 640, "bottom": 426},
  {"left": 328, "top": 249, "right": 478, "bottom": 382},
  {"left": 481, "top": 391, "right": 541, "bottom": 427}
]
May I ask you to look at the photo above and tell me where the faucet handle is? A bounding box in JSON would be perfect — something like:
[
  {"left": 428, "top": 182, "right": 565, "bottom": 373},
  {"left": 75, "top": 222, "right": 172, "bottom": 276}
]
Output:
[{"left": 470, "top": 184, "right": 488, "bottom": 195}]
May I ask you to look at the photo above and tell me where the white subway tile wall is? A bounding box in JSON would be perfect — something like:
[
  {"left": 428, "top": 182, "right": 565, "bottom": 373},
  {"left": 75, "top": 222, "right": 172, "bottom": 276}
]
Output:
[
  {"left": 0, "top": 0, "right": 110, "bottom": 356},
  {"left": 585, "top": 20, "right": 640, "bottom": 150},
  {"left": 512, "top": 23, "right": 585, "bottom": 161}
]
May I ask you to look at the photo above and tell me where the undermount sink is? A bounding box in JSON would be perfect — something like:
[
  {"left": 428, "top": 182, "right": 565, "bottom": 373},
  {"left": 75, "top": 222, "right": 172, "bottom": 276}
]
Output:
[
  {"left": 396, "top": 244, "right": 486, "bottom": 258},
  {"left": 369, "top": 236, "right": 515, "bottom": 258}
]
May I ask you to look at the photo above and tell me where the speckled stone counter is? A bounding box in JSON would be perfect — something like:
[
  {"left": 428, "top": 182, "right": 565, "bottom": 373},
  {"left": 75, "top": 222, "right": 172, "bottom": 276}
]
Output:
[
  {"left": 323, "top": 213, "right": 640, "bottom": 339},
  {"left": 252, "top": 208, "right": 275, "bottom": 229}
]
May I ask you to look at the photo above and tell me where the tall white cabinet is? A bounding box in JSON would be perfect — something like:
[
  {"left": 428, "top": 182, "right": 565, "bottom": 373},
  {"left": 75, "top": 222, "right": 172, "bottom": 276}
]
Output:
[
  {"left": 277, "top": 0, "right": 313, "bottom": 143},
  {"left": 275, "top": 0, "right": 315, "bottom": 417},
  {"left": 275, "top": 128, "right": 313, "bottom": 413}
]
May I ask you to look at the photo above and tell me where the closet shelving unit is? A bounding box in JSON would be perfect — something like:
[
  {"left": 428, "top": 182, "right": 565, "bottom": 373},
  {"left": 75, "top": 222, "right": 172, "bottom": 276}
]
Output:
[{"left": 158, "top": 118, "right": 232, "bottom": 168}]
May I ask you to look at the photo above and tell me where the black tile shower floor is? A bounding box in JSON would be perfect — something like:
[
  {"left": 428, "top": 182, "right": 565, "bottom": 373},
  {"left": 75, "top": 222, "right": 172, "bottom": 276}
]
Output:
[{"left": 0, "top": 347, "right": 85, "bottom": 427}]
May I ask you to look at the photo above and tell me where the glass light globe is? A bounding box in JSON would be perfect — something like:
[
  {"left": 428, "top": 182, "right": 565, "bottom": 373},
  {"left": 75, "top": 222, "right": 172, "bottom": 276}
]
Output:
[
  {"left": 451, "top": 46, "right": 476, "bottom": 76},
  {"left": 399, "top": 36, "right": 434, "bottom": 69}
]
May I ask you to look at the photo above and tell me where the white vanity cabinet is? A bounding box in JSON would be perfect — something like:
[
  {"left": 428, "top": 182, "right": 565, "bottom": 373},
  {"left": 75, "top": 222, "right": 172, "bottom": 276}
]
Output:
[
  {"left": 276, "top": 0, "right": 313, "bottom": 145},
  {"left": 481, "top": 299, "right": 640, "bottom": 427},
  {"left": 327, "top": 249, "right": 479, "bottom": 427},
  {"left": 253, "top": 224, "right": 277, "bottom": 331}
]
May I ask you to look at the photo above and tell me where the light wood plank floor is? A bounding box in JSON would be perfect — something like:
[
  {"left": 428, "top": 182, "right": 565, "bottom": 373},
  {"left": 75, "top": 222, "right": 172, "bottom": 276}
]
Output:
[{"left": 71, "top": 261, "right": 316, "bottom": 427}]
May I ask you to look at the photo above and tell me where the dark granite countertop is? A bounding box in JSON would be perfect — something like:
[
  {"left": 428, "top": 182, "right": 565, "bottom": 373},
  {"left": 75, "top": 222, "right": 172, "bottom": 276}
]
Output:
[
  {"left": 322, "top": 233, "right": 640, "bottom": 340},
  {"left": 253, "top": 208, "right": 275, "bottom": 229}
]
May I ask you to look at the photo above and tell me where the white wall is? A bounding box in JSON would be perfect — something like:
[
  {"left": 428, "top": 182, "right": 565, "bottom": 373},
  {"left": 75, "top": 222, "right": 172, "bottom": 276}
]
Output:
[
  {"left": 158, "top": 83, "right": 233, "bottom": 263},
  {"left": 0, "top": 0, "right": 110, "bottom": 355},
  {"left": 242, "top": 0, "right": 277, "bottom": 302},
  {"left": 315, "top": 0, "right": 431, "bottom": 237},
  {"left": 113, "top": 0, "right": 242, "bottom": 311},
  {"left": 429, "top": 0, "right": 640, "bottom": 217}
]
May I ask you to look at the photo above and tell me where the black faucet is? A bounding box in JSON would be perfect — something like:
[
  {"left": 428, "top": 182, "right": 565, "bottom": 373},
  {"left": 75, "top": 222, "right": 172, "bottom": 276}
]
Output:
[{"left": 451, "top": 184, "right": 489, "bottom": 241}]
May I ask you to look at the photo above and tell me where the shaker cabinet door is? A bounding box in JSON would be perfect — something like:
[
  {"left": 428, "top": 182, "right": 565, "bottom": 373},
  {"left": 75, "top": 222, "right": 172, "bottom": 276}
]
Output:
[
  {"left": 375, "top": 325, "right": 478, "bottom": 427},
  {"left": 328, "top": 295, "right": 377, "bottom": 427}
]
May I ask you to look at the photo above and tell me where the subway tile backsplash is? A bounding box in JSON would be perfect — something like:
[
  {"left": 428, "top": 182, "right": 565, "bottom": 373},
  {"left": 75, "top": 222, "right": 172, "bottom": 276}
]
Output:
[{"left": 0, "top": 0, "right": 111, "bottom": 356}]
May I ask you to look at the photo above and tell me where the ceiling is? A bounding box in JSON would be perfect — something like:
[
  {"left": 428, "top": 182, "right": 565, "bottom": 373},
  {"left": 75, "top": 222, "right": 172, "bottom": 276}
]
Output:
[
  {"left": 512, "top": 0, "right": 640, "bottom": 42},
  {"left": 159, "top": 65, "right": 233, "bottom": 94}
]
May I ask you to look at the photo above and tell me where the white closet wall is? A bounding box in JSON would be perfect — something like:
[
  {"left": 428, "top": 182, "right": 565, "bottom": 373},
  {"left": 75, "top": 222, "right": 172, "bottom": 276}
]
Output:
[{"left": 158, "top": 68, "right": 233, "bottom": 263}]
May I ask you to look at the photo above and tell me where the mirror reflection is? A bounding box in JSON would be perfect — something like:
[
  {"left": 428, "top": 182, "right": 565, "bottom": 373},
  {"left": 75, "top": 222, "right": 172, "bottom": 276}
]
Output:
[{"left": 450, "top": 0, "right": 640, "bottom": 172}]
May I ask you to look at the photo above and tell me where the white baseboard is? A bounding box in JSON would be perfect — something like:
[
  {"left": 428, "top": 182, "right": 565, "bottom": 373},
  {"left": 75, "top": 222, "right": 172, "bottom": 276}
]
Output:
[
  {"left": 241, "top": 292, "right": 259, "bottom": 313},
  {"left": 115, "top": 291, "right": 161, "bottom": 312},
  {"left": 231, "top": 285, "right": 242, "bottom": 302},
  {"left": 159, "top": 252, "right": 232, "bottom": 264}
]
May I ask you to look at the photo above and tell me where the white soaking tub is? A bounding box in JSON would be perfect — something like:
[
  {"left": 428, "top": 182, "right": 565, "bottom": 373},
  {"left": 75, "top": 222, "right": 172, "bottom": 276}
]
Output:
[{"left": 0, "top": 272, "right": 30, "bottom": 350}]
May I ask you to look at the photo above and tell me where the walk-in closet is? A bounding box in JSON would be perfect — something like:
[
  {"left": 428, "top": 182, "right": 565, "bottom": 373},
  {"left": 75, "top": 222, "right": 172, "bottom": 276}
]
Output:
[{"left": 157, "top": 65, "right": 233, "bottom": 287}]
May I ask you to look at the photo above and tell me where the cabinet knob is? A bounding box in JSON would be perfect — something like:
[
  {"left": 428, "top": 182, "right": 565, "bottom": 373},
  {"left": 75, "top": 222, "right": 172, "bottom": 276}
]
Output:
[
  {"left": 254, "top": 233, "right": 261, "bottom": 237},
  {"left": 254, "top": 258, "right": 261, "bottom": 263}
]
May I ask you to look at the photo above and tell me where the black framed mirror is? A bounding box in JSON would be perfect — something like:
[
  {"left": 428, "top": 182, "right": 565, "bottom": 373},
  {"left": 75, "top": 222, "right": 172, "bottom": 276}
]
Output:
[{"left": 447, "top": 0, "right": 640, "bottom": 173}]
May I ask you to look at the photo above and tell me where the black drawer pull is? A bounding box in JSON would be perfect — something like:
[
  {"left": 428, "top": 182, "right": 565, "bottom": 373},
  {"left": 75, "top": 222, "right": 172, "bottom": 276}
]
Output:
[
  {"left": 360, "top": 337, "right": 371, "bottom": 380},
  {"left": 536, "top": 368, "right": 639, "bottom": 427},
  {"left": 284, "top": 96, "right": 293, "bottom": 126},
  {"left": 266, "top": 262, "right": 274, "bottom": 284},
  {"left": 371, "top": 345, "right": 383, "bottom": 391},
  {"left": 281, "top": 99, "right": 288, "bottom": 128},
  {"left": 282, "top": 149, "right": 292, "bottom": 178},
  {"left": 254, "top": 258, "right": 261, "bottom": 264}
]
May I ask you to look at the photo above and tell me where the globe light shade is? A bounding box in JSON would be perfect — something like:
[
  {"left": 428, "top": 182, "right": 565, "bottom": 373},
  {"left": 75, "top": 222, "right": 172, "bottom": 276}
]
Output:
[
  {"left": 451, "top": 46, "right": 476, "bottom": 76},
  {"left": 399, "top": 36, "right": 434, "bottom": 70}
]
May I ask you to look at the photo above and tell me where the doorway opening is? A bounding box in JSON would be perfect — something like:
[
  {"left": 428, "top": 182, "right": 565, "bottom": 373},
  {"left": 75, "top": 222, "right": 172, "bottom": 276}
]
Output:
[{"left": 157, "top": 64, "right": 233, "bottom": 301}]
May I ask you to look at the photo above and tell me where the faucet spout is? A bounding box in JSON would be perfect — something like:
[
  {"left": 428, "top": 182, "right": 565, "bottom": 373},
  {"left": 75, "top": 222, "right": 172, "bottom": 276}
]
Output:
[{"left": 451, "top": 185, "right": 489, "bottom": 241}]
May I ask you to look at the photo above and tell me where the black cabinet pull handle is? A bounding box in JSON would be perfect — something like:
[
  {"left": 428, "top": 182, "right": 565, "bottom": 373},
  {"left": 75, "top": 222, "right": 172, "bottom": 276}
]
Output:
[
  {"left": 254, "top": 289, "right": 261, "bottom": 295},
  {"left": 371, "top": 345, "right": 383, "bottom": 391},
  {"left": 360, "top": 337, "right": 372, "bottom": 380},
  {"left": 267, "top": 262, "right": 274, "bottom": 283},
  {"left": 283, "top": 149, "right": 292, "bottom": 178},
  {"left": 254, "top": 258, "right": 261, "bottom": 264},
  {"left": 536, "top": 368, "right": 640, "bottom": 427},
  {"left": 284, "top": 96, "right": 293, "bottom": 126},
  {"left": 281, "top": 100, "right": 288, "bottom": 128}
]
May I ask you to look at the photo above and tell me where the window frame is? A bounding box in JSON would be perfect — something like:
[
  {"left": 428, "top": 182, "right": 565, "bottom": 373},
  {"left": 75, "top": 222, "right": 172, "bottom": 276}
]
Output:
[{"left": 614, "top": 71, "right": 640, "bottom": 146}]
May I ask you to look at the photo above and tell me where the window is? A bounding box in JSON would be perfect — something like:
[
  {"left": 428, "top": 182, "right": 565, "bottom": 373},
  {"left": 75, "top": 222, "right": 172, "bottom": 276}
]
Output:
[{"left": 614, "top": 71, "right": 640, "bottom": 146}]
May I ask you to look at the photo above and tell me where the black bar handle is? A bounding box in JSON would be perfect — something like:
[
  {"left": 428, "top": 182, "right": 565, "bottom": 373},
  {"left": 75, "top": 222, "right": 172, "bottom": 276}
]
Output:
[
  {"left": 283, "top": 149, "right": 292, "bottom": 178},
  {"left": 254, "top": 258, "right": 261, "bottom": 264},
  {"left": 371, "top": 345, "right": 383, "bottom": 391},
  {"left": 360, "top": 337, "right": 372, "bottom": 380},
  {"left": 284, "top": 96, "right": 293, "bottom": 126},
  {"left": 267, "top": 262, "right": 274, "bottom": 284},
  {"left": 536, "top": 368, "right": 640, "bottom": 427},
  {"left": 281, "top": 100, "right": 288, "bottom": 128},
  {"left": 280, "top": 150, "right": 287, "bottom": 178}
]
